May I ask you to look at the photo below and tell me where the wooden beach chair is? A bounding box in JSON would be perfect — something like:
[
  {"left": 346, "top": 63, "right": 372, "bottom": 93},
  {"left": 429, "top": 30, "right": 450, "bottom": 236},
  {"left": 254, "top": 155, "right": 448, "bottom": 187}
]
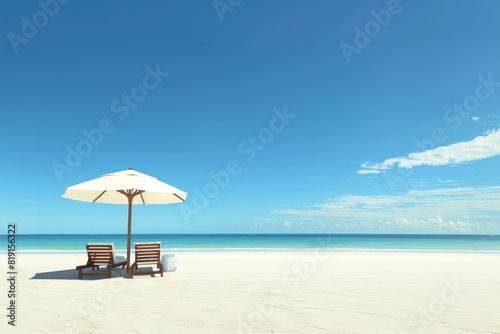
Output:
[
  {"left": 131, "top": 242, "right": 163, "bottom": 278},
  {"left": 76, "top": 243, "right": 126, "bottom": 279}
]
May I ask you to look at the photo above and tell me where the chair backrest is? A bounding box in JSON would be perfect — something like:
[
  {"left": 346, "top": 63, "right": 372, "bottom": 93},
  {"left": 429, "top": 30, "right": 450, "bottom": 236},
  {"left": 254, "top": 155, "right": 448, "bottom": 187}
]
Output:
[
  {"left": 86, "top": 244, "right": 114, "bottom": 266},
  {"left": 134, "top": 242, "right": 161, "bottom": 265}
]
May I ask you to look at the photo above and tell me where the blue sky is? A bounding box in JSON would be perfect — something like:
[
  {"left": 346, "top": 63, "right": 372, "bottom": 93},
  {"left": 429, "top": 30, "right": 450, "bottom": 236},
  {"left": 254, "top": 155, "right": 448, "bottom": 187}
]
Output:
[{"left": 1, "top": 0, "right": 500, "bottom": 234}]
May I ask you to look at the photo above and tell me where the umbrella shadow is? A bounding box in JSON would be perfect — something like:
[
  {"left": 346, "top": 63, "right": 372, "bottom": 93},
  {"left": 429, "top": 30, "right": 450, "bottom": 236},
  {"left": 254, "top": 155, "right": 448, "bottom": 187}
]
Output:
[
  {"left": 31, "top": 267, "right": 126, "bottom": 280},
  {"left": 129, "top": 266, "right": 165, "bottom": 278},
  {"left": 31, "top": 266, "right": 163, "bottom": 280}
]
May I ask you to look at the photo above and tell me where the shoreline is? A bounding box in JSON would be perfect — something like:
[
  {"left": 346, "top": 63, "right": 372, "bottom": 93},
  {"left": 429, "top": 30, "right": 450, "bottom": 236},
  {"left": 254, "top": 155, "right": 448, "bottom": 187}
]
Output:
[
  {"left": 4, "top": 247, "right": 500, "bottom": 255},
  {"left": 5, "top": 234, "right": 500, "bottom": 255}
]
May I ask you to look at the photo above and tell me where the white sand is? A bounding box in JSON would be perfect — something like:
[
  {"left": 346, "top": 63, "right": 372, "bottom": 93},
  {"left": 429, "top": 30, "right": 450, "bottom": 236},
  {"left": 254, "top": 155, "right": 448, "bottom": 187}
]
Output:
[{"left": 1, "top": 251, "right": 500, "bottom": 334}]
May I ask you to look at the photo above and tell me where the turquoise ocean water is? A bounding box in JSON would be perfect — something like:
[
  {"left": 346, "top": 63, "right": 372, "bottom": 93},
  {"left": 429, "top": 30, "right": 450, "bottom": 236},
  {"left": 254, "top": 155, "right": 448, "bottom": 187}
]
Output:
[{"left": 2, "top": 234, "right": 500, "bottom": 253}]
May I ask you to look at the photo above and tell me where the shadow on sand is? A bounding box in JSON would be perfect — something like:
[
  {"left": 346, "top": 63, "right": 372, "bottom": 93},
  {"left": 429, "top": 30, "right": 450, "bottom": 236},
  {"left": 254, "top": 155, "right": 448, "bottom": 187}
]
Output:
[
  {"left": 31, "top": 266, "right": 160, "bottom": 280},
  {"left": 31, "top": 267, "right": 126, "bottom": 280}
]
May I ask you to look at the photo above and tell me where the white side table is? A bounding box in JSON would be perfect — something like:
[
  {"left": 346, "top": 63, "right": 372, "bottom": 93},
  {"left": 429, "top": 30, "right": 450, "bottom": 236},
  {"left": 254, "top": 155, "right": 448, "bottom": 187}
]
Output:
[{"left": 161, "top": 254, "right": 177, "bottom": 272}]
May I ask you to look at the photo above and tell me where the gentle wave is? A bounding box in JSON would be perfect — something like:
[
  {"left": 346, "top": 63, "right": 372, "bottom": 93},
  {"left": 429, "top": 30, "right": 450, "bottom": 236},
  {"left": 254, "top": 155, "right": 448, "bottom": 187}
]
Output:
[
  {"left": 2, "top": 234, "right": 500, "bottom": 253},
  {"left": 3, "top": 247, "right": 500, "bottom": 255}
]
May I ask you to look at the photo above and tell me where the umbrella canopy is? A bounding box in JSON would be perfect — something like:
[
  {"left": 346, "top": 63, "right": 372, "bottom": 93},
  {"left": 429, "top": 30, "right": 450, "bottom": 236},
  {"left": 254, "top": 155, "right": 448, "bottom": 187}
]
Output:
[{"left": 61, "top": 168, "right": 187, "bottom": 278}]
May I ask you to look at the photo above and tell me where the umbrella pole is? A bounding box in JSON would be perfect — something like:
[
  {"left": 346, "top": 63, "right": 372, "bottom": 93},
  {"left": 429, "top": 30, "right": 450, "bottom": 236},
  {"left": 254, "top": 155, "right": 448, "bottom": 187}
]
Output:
[{"left": 125, "top": 196, "right": 133, "bottom": 278}]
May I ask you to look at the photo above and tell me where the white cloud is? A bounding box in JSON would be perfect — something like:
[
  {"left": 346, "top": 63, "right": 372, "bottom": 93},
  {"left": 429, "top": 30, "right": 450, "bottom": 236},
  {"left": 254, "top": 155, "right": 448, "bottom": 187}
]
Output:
[
  {"left": 471, "top": 116, "right": 480, "bottom": 122},
  {"left": 387, "top": 215, "right": 479, "bottom": 232},
  {"left": 357, "top": 129, "right": 500, "bottom": 174},
  {"left": 356, "top": 169, "right": 382, "bottom": 175},
  {"left": 274, "top": 186, "right": 500, "bottom": 232},
  {"left": 436, "top": 178, "right": 458, "bottom": 185}
]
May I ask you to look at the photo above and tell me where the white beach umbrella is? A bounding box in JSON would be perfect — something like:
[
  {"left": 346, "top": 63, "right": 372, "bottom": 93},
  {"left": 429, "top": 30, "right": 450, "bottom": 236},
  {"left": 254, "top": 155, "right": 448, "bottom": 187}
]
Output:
[{"left": 61, "top": 168, "right": 187, "bottom": 278}]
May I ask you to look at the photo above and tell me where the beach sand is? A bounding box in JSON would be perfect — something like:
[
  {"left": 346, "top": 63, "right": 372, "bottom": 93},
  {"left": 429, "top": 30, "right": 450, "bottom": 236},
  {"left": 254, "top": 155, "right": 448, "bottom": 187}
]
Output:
[{"left": 1, "top": 251, "right": 499, "bottom": 334}]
